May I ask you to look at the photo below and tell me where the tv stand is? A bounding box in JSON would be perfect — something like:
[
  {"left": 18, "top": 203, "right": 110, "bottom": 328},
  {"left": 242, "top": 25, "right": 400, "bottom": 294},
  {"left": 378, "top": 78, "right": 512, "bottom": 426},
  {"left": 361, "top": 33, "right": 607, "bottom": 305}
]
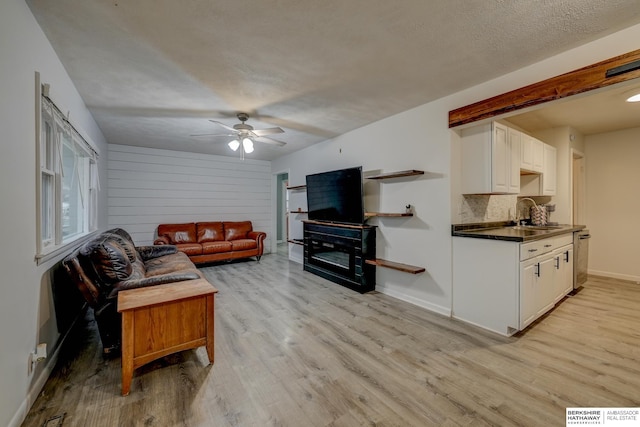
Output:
[{"left": 303, "top": 221, "right": 376, "bottom": 293}]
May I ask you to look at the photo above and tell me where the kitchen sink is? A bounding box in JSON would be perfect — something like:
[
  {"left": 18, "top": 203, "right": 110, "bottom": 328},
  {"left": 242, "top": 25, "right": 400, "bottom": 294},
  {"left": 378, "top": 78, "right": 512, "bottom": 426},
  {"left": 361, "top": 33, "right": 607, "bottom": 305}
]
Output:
[{"left": 511, "top": 225, "right": 563, "bottom": 231}]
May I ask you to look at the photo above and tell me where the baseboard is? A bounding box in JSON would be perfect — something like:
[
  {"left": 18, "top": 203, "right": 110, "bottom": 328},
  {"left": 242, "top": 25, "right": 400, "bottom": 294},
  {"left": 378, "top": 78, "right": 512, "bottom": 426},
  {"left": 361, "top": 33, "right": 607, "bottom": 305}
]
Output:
[
  {"left": 376, "top": 285, "right": 451, "bottom": 317},
  {"left": 9, "top": 307, "right": 86, "bottom": 427},
  {"left": 8, "top": 343, "right": 61, "bottom": 427},
  {"left": 589, "top": 269, "right": 640, "bottom": 284}
]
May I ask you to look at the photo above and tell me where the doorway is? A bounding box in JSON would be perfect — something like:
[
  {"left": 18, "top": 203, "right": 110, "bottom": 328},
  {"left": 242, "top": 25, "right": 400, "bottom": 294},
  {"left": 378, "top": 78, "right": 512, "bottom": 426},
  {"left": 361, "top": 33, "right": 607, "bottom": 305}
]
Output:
[
  {"left": 275, "top": 172, "right": 289, "bottom": 243},
  {"left": 572, "top": 150, "right": 585, "bottom": 225}
]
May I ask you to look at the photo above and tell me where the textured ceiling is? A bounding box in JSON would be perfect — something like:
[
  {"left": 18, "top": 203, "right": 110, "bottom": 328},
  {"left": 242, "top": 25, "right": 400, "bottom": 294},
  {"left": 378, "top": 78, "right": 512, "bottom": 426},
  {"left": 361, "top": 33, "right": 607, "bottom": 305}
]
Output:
[{"left": 27, "top": 0, "right": 640, "bottom": 160}]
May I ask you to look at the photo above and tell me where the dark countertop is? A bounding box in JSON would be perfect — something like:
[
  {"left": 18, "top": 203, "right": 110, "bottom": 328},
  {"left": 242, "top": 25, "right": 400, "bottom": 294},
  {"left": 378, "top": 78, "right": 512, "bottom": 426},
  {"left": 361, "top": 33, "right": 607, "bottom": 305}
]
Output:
[{"left": 452, "top": 221, "right": 586, "bottom": 242}]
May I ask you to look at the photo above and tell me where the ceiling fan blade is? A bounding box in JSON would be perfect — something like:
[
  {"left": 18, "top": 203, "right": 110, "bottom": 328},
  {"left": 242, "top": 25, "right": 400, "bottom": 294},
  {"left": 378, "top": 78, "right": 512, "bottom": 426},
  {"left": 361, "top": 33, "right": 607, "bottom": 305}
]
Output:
[
  {"left": 257, "top": 136, "right": 286, "bottom": 147},
  {"left": 190, "top": 133, "right": 235, "bottom": 137},
  {"left": 208, "top": 120, "right": 238, "bottom": 133},
  {"left": 251, "top": 127, "right": 284, "bottom": 137}
]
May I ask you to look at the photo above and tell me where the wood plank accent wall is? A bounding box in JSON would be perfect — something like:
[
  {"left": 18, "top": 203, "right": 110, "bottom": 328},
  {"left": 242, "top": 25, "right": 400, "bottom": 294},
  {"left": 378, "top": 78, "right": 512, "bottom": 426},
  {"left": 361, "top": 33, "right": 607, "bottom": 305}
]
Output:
[
  {"left": 449, "top": 49, "right": 640, "bottom": 128},
  {"left": 107, "top": 144, "right": 272, "bottom": 248}
]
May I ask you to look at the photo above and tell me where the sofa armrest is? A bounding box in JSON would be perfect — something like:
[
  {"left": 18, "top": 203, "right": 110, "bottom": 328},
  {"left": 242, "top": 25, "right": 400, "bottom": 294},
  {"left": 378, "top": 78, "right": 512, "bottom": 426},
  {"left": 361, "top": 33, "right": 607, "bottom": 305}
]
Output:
[
  {"left": 247, "top": 231, "right": 266, "bottom": 242},
  {"left": 137, "top": 244, "right": 178, "bottom": 261},
  {"left": 154, "top": 236, "right": 171, "bottom": 245},
  {"left": 108, "top": 271, "right": 200, "bottom": 298}
]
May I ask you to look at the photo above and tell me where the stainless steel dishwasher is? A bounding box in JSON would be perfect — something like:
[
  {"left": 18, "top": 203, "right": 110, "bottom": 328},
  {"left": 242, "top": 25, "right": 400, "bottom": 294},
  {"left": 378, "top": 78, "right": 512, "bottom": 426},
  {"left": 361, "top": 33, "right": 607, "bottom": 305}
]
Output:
[{"left": 573, "top": 229, "right": 591, "bottom": 289}]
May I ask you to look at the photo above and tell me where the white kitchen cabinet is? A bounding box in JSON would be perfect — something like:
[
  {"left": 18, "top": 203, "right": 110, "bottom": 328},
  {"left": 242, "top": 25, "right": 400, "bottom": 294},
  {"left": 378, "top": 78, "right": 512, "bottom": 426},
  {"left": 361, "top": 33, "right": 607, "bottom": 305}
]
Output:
[
  {"left": 519, "top": 140, "right": 556, "bottom": 197},
  {"left": 519, "top": 257, "right": 539, "bottom": 329},
  {"left": 453, "top": 233, "right": 574, "bottom": 336},
  {"left": 542, "top": 143, "right": 557, "bottom": 195},
  {"left": 460, "top": 122, "right": 520, "bottom": 194},
  {"left": 553, "top": 243, "right": 573, "bottom": 302},
  {"left": 520, "top": 133, "right": 544, "bottom": 173},
  {"left": 519, "top": 254, "right": 558, "bottom": 330},
  {"left": 507, "top": 128, "right": 521, "bottom": 193},
  {"left": 519, "top": 238, "right": 556, "bottom": 329}
]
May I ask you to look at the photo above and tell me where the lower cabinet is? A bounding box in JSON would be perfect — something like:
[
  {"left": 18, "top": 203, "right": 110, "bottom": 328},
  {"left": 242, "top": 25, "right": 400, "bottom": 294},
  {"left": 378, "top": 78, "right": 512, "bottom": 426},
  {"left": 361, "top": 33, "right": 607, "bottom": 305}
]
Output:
[
  {"left": 453, "top": 233, "right": 573, "bottom": 336},
  {"left": 519, "top": 252, "right": 557, "bottom": 330},
  {"left": 554, "top": 244, "right": 574, "bottom": 302}
]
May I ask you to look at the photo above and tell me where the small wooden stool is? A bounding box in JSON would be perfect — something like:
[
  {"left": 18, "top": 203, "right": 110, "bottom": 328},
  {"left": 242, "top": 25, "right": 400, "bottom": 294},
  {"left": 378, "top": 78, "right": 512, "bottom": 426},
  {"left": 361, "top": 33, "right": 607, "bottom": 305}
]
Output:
[{"left": 117, "top": 278, "right": 218, "bottom": 396}]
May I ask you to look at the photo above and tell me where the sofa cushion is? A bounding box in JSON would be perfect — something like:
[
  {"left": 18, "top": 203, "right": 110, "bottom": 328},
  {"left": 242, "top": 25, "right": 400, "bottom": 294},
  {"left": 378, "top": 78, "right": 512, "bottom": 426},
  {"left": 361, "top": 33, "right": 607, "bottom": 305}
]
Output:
[
  {"left": 202, "top": 241, "right": 233, "bottom": 254},
  {"left": 145, "top": 252, "right": 201, "bottom": 277},
  {"left": 158, "top": 223, "right": 197, "bottom": 244},
  {"left": 230, "top": 239, "right": 258, "bottom": 251},
  {"left": 223, "top": 221, "right": 252, "bottom": 241},
  {"left": 174, "top": 243, "right": 203, "bottom": 256},
  {"left": 103, "top": 232, "right": 139, "bottom": 263},
  {"left": 197, "top": 222, "right": 224, "bottom": 243},
  {"left": 81, "top": 238, "right": 133, "bottom": 285}
]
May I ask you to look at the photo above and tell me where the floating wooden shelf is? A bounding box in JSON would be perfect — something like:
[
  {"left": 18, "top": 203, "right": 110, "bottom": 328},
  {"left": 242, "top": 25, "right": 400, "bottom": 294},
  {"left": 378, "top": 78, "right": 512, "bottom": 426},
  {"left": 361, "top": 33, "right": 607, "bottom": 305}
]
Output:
[
  {"left": 290, "top": 210, "right": 308, "bottom": 214},
  {"left": 287, "top": 239, "right": 304, "bottom": 246},
  {"left": 365, "top": 212, "right": 413, "bottom": 218},
  {"left": 367, "top": 170, "right": 424, "bottom": 180},
  {"left": 365, "top": 258, "right": 425, "bottom": 274},
  {"left": 286, "top": 185, "right": 306, "bottom": 190}
]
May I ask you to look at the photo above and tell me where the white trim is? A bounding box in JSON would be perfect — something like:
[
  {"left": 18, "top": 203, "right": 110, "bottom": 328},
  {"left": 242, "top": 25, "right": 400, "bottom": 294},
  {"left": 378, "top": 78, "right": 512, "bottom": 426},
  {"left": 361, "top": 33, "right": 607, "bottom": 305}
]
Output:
[
  {"left": 588, "top": 269, "right": 640, "bottom": 284},
  {"left": 36, "top": 77, "right": 99, "bottom": 259},
  {"left": 8, "top": 308, "right": 87, "bottom": 427},
  {"left": 35, "top": 230, "right": 99, "bottom": 265},
  {"left": 375, "top": 284, "right": 452, "bottom": 317}
]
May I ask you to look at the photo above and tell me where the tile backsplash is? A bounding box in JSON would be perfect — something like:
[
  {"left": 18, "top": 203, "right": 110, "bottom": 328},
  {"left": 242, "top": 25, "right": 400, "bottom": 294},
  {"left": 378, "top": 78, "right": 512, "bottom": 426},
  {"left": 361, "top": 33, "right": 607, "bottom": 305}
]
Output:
[
  {"left": 458, "top": 194, "right": 518, "bottom": 223},
  {"left": 458, "top": 194, "right": 552, "bottom": 224}
]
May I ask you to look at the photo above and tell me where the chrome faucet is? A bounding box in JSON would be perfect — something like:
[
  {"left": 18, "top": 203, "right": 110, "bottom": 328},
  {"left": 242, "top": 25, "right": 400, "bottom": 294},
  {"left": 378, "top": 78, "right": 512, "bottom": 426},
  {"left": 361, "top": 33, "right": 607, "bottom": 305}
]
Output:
[{"left": 515, "top": 198, "right": 538, "bottom": 225}]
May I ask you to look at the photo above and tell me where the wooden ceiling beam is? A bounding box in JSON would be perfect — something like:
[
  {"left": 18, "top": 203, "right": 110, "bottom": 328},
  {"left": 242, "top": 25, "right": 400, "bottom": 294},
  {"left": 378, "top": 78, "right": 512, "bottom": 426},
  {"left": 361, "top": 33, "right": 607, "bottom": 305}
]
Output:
[{"left": 449, "top": 49, "right": 640, "bottom": 128}]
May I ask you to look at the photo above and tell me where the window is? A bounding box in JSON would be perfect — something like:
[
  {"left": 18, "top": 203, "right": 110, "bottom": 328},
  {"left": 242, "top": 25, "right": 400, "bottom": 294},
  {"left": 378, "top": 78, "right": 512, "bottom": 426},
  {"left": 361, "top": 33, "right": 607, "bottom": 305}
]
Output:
[{"left": 36, "top": 78, "right": 99, "bottom": 260}]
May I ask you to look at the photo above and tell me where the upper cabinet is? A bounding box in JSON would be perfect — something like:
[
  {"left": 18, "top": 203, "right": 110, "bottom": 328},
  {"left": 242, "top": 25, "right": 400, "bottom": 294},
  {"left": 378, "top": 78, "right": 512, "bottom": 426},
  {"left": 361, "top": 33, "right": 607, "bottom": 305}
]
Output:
[
  {"left": 461, "top": 121, "right": 557, "bottom": 196},
  {"left": 461, "top": 122, "right": 520, "bottom": 194},
  {"left": 520, "top": 133, "right": 544, "bottom": 173},
  {"left": 541, "top": 144, "right": 557, "bottom": 195},
  {"left": 507, "top": 128, "right": 522, "bottom": 194}
]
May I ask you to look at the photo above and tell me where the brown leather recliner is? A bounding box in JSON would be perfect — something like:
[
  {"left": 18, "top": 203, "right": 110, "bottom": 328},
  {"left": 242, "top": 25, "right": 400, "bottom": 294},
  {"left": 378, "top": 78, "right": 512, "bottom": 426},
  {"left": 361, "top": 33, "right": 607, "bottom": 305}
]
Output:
[{"left": 62, "top": 228, "right": 203, "bottom": 353}]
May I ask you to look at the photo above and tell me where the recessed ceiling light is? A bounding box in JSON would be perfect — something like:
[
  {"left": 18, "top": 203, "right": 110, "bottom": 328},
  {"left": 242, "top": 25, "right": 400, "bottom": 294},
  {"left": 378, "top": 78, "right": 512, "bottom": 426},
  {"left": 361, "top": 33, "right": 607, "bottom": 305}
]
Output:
[{"left": 626, "top": 92, "right": 640, "bottom": 103}]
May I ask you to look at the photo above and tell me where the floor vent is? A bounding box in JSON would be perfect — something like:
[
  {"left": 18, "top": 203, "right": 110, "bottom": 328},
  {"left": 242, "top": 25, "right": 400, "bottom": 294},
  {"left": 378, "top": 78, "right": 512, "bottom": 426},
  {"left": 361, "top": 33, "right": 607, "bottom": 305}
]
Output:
[{"left": 43, "top": 414, "right": 65, "bottom": 427}]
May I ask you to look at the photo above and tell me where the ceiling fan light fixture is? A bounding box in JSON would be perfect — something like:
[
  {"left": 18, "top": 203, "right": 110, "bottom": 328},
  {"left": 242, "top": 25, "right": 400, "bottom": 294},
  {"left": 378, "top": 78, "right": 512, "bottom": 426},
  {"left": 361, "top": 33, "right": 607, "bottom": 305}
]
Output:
[
  {"left": 228, "top": 139, "right": 240, "bottom": 151},
  {"left": 242, "top": 138, "right": 254, "bottom": 153}
]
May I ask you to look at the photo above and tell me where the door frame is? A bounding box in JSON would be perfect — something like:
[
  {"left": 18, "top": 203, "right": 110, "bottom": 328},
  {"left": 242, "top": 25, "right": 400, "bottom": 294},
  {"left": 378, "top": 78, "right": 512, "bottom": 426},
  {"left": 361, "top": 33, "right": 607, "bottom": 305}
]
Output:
[{"left": 570, "top": 149, "right": 586, "bottom": 225}]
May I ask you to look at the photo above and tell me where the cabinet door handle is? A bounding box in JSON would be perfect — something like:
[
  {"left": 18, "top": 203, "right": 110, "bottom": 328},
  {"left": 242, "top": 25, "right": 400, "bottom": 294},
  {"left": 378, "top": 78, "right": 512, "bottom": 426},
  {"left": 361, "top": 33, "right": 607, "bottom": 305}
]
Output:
[
  {"left": 555, "top": 257, "right": 560, "bottom": 269},
  {"left": 535, "top": 263, "right": 540, "bottom": 277},
  {"left": 564, "top": 251, "right": 570, "bottom": 262}
]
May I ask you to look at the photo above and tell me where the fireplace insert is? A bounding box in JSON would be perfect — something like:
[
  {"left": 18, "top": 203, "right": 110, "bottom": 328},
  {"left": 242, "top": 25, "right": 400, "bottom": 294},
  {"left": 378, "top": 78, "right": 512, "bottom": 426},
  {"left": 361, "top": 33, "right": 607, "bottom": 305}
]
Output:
[{"left": 303, "top": 221, "right": 376, "bottom": 293}]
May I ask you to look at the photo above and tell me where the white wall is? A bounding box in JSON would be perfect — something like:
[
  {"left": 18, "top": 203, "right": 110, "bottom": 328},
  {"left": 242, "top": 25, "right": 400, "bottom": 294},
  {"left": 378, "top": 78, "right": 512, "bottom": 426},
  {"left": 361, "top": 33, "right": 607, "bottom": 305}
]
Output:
[
  {"left": 0, "top": 1, "right": 108, "bottom": 426},
  {"left": 274, "top": 104, "right": 453, "bottom": 314},
  {"left": 274, "top": 23, "right": 640, "bottom": 317},
  {"left": 108, "top": 144, "right": 273, "bottom": 249},
  {"left": 585, "top": 127, "right": 640, "bottom": 282}
]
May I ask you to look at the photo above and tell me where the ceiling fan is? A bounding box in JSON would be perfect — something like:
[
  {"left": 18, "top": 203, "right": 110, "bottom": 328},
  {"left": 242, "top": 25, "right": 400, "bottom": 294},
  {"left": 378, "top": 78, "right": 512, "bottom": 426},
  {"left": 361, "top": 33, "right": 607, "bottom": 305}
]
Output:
[{"left": 191, "top": 112, "right": 286, "bottom": 154}]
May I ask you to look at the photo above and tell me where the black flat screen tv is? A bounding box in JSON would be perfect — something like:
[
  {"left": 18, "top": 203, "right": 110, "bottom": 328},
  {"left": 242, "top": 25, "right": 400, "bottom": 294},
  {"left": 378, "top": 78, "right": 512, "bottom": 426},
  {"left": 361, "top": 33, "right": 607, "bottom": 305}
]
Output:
[{"left": 306, "top": 166, "right": 365, "bottom": 225}]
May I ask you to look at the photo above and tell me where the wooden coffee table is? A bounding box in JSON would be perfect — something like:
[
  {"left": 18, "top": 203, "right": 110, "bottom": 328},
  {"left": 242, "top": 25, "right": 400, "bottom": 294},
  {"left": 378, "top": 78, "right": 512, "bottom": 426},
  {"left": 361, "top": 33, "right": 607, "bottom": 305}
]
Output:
[{"left": 117, "top": 278, "right": 218, "bottom": 396}]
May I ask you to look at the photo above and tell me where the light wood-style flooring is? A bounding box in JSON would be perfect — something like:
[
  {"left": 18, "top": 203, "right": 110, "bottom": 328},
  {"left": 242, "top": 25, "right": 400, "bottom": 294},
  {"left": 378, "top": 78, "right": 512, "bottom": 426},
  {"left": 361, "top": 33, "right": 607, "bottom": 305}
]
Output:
[{"left": 23, "top": 246, "right": 640, "bottom": 426}]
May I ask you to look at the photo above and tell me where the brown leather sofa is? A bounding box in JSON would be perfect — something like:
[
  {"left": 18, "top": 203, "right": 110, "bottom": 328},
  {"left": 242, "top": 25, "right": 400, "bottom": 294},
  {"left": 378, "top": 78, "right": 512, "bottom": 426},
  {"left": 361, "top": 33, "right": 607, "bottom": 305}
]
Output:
[
  {"left": 63, "top": 228, "right": 204, "bottom": 353},
  {"left": 153, "top": 221, "right": 266, "bottom": 264}
]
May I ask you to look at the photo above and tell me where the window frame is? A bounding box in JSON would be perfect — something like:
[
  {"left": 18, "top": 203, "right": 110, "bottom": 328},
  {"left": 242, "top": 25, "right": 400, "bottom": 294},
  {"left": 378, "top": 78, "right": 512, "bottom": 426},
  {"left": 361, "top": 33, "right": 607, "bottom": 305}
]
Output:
[{"left": 35, "top": 74, "right": 100, "bottom": 263}]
